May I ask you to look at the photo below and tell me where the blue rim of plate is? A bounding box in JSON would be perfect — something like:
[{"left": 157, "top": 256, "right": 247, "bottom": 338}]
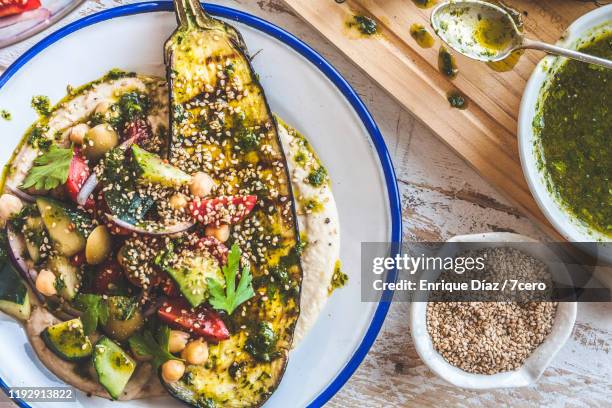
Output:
[{"left": 0, "top": 2, "right": 402, "bottom": 407}]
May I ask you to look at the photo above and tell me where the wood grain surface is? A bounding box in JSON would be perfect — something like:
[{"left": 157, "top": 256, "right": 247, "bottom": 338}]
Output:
[
  {"left": 280, "top": 0, "right": 605, "bottom": 239},
  {"left": 0, "top": 0, "right": 610, "bottom": 407}
]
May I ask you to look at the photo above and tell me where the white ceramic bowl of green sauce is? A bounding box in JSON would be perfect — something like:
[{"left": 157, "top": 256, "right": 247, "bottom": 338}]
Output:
[{"left": 518, "top": 6, "right": 611, "bottom": 251}]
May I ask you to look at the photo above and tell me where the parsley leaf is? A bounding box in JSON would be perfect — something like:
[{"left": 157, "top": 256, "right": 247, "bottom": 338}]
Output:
[
  {"left": 128, "top": 326, "right": 177, "bottom": 369},
  {"left": 207, "top": 244, "right": 255, "bottom": 315},
  {"left": 22, "top": 146, "right": 73, "bottom": 191},
  {"left": 74, "top": 294, "right": 109, "bottom": 335}
]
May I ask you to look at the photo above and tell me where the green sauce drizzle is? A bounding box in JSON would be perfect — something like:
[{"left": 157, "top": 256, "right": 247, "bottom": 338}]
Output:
[
  {"left": 438, "top": 46, "right": 458, "bottom": 79},
  {"left": 31, "top": 95, "right": 51, "bottom": 117},
  {"left": 410, "top": 24, "right": 435, "bottom": 48},
  {"left": 0, "top": 109, "right": 11, "bottom": 121},
  {"left": 447, "top": 91, "right": 468, "bottom": 110},
  {"left": 348, "top": 15, "right": 378, "bottom": 36}
]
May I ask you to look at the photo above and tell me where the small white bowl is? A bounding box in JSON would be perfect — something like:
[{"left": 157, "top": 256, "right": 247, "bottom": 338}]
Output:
[
  {"left": 410, "top": 232, "right": 577, "bottom": 390},
  {"left": 518, "top": 5, "right": 612, "bottom": 248}
]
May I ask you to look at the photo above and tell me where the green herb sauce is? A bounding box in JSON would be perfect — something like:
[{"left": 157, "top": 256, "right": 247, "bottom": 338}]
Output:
[
  {"left": 329, "top": 260, "right": 348, "bottom": 294},
  {"left": 447, "top": 91, "right": 468, "bottom": 110},
  {"left": 438, "top": 46, "right": 458, "bottom": 79},
  {"left": 473, "top": 15, "right": 516, "bottom": 53},
  {"left": 244, "top": 321, "right": 278, "bottom": 362},
  {"left": 348, "top": 15, "right": 378, "bottom": 36},
  {"left": 302, "top": 198, "right": 323, "bottom": 213},
  {"left": 410, "top": 24, "right": 435, "bottom": 48},
  {"left": 31, "top": 95, "right": 51, "bottom": 117},
  {"left": 306, "top": 166, "right": 328, "bottom": 187},
  {"left": 27, "top": 125, "right": 51, "bottom": 150},
  {"left": 412, "top": 0, "right": 436, "bottom": 9},
  {"left": 537, "top": 32, "right": 611, "bottom": 236},
  {"left": 487, "top": 50, "right": 523, "bottom": 72},
  {"left": 0, "top": 109, "right": 11, "bottom": 121}
]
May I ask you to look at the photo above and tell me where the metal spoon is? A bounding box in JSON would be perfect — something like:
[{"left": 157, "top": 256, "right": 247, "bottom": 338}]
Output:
[{"left": 431, "top": 0, "right": 612, "bottom": 69}]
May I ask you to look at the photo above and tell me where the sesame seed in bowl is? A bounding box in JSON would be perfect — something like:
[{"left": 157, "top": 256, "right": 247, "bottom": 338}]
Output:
[{"left": 410, "top": 232, "right": 577, "bottom": 389}]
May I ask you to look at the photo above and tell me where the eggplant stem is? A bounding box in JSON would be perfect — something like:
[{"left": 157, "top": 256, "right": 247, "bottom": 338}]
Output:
[{"left": 174, "top": 0, "right": 213, "bottom": 29}]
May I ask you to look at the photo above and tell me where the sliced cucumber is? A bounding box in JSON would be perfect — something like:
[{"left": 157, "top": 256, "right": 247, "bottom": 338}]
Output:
[
  {"left": 165, "top": 253, "right": 223, "bottom": 307},
  {"left": 23, "top": 217, "right": 45, "bottom": 263},
  {"left": 93, "top": 336, "right": 136, "bottom": 400},
  {"left": 0, "top": 262, "right": 31, "bottom": 321},
  {"left": 48, "top": 256, "right": 80, "bottom": 301},
  {"left": 41, "top": 318, "right": 92, "bottom": 361},
  {"left": 36, "top": 197, "right": 92, "bottom": 257},
  {"left": 132, "top": 145, "right": 191, "bottom": 187}
]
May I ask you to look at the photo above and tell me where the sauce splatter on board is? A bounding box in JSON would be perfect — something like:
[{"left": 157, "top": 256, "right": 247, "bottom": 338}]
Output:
[
  {"left": 412, "top": 0, "right": 436, "bottom": 9},
  {"left": 438, "top": 46, "right": 458, "bottom": 78},
  {"left": 346, "top": 14, "right": 378, "bottom": 37},
  {"left": 410, "top": 24, "right": 435, "bottom": 48},
  {"left": 447, "top": 91, "right": 468, "bottom": 109},
  {"left": 487, "top": 50, "right": 524, "bottom": 72}
]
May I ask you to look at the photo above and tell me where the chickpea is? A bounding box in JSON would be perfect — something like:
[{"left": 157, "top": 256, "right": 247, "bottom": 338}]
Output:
[
  {"left": 205, "top": 224, "right": 230, "bottom": 242},
  {"left": 65, "top": 123, "right": 90, "bottom": 145},
  {"left": 35, "top": 269, "right": 57, "bottom": 297},
  {"left": 83, "top": 124, "right": 118, "bottom": 161},
  {"left": 94, "top": 101, "right": 112, "bottom": 115},
  {"left": 161, "top": 360, "right": 185, "bottom": 383},
  {"left": 169, "top": 193, "right": 188, "bottom": 211},
  {"left": 189, "top": 172, "right": 215, "bottom": 197},
  {"left": 168, "top": 330, "right": 190, "bottom": 353},
  {"left": 181, "top": 339, "right": 208, "bottom": 365},
  {"left": 0, "top": 194, "right": 22, "bottom": 225}
]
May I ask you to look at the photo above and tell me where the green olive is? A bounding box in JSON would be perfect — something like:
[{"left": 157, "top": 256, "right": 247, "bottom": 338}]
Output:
[
  {"left": 83, "top": 124, "right": 118, "bottom": 161},
  {"left": 85, "top": 225, "right": 112, "bottom": 265}
]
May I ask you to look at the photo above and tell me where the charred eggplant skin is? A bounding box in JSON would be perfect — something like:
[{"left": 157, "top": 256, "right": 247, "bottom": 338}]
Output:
[{"left": 163, "top": 1, "right": 302, "bottom": 407}]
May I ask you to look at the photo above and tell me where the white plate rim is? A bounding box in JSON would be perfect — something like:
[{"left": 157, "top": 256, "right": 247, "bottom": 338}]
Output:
[{"left": 0, "top": 2, "right": 403, "bottom": 407}]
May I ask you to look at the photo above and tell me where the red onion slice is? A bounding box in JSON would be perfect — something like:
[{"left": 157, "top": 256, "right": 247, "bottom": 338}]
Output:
[
  {"left": 106, "top": 214, "right": 195, "bottom": 236},
  {"left": 5, "top": 184, "right": 35, "bottom": 203},
  {"left": 76, "top": 173, "right": 98, "bottom": 206}
]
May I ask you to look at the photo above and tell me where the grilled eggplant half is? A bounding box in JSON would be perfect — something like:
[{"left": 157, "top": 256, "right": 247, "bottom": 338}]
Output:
[{"left": 163, "top": 0, "right": 303, "bottom": 406}]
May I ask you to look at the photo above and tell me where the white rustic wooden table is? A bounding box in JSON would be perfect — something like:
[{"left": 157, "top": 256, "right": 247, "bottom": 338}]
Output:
[{"left": 0, "top": 1, "right": 610, "bottom": 407}]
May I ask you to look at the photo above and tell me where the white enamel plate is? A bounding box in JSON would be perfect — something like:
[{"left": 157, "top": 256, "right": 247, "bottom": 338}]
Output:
[{"left": 0, "top": 3, "right": 401, "bottom": 408}]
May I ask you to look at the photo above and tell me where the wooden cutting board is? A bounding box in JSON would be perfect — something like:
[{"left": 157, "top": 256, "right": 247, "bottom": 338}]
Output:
[{"left": 281, "top": 0, "right": 602, "bottom": 238}]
